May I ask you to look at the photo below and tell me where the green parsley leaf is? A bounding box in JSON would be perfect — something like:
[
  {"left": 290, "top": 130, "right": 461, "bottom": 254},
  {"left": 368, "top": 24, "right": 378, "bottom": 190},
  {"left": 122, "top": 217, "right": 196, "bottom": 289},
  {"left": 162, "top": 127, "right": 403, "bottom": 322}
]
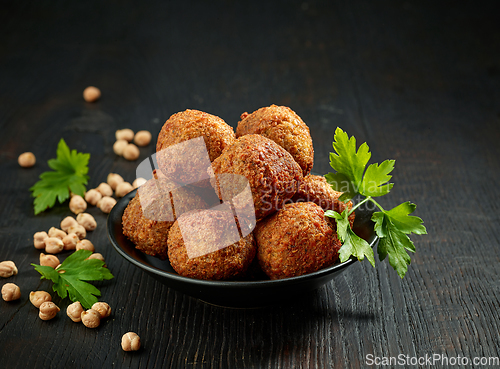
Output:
[
  {"left": 30, "top": 139, "right": 90, "bottom": 215},
  {"left": 360, "top": 160, "right": 395, "bottom": 197},
  {"left": 32, "top": 250, "right": 113, "bottom": 309},
  {"left": 325, "top": 209, "right": 375, "bottom": 267},
  {"left": 372, "top": 211, "right": 416, "bottom": 278},
  {"left": 327, "top": 127, "right": 371, "bottom": 201},
  {"left": 374, "top": 202, "right": 427, "bottom": 235}
]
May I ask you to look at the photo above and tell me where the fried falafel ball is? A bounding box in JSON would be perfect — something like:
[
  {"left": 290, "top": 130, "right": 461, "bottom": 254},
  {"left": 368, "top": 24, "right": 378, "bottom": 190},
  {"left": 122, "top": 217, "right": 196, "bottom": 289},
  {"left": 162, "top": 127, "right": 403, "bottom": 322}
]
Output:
[
  {"left": 156, "top": 109, "right": 236, "bottom": 185},
  {"left": 293, "top": 174, "right": 355, "bottom": 227},
  {"left": 236, "top": 105, "right": 314, "bottom": 176},
  {"left": 255, "top": 202, "right": 341, "bottom": 280},
  {"left": 122, "top": 178, "right": 208, "bottom": 259},
  {"left": 210, "top": 134, "right": 303, "bottom": 221},
  {"left": 167, "top": 209, "right": 256, "bottom": 280}
]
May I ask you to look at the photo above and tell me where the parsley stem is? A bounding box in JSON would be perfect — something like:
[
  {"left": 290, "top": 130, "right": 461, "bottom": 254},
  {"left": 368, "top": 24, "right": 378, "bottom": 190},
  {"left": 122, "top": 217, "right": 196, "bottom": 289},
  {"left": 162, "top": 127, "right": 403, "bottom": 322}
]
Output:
[{"left": 348, "top": 195, "right": 385, "bottom": 216}]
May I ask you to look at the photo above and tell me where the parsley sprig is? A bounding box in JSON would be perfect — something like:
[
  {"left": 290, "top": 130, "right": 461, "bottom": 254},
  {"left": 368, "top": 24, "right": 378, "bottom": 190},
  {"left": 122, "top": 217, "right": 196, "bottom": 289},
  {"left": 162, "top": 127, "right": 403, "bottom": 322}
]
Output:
[
  {"left": 32, "top": 250, "right": 114, "bottom": 309},
  {"left": 324, "top": 128, "right": 426, "bottom": 278},
  {"left": 30, "top": 138, "right": 90, "bottom": 215}
]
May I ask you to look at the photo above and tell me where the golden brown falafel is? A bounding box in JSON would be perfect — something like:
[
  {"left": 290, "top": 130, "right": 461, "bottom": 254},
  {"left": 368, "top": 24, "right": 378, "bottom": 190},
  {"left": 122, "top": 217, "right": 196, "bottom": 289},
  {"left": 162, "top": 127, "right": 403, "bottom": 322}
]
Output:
[
  {"left": 156, "top": 109, "right": 236, "bottom": 185},
  {"left": 167, "top": 209, "right": 256, "bottom": 280},
  {"left": 122, "top": 178, "right": 208, "bottom": 259},
  {"left": 255, "top": 202, "right": 341, "bottom": 280},
  {"left": 236, "top": 105, "right": 314, "bottom": 176},
  {"left": 210, "top": 134, "right": 303, "bottom": 221}
]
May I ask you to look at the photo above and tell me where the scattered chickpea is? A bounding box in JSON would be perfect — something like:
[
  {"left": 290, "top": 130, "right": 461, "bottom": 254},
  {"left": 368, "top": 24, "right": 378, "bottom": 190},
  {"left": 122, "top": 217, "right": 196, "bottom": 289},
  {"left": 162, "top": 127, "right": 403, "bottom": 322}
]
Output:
[
  {"left": 76, "top": 213, "right": 97, "bottom": 231},
  {"left": 122, "top": 143, "right": 140, "bottom": 161},
  {"left": 92, "top": 302, "right": 111, "bottom": 319},
  {"left": 134, "top": 130, "right": 152, "bottom": 147},
  {"left": 29, "top": 291, "right": 52, "bottom": 308},
  {"left": 62, "top": 233, "right": 79, "bottom": 250},
  {"left": 107, "top": 173, "right": 124, "bottom": 191},
  {"left": 18, "top": 152, "right": 36, "bottom": 168},
  {"left": 44, "top": 237, "right": 64, "bottom": 254},
  {"left": 84, "top": 190, "right": 101, "bottom": 207},
  {"left": 66, "top": 301, "right": 84, "bottom": 322},
  {"left": 60, "top": 216, "right": 78, "bottom": 232},
  {"left": 48, "top": 227, "right": 67, "bottom": 240},
  {"left": 40, "top": 253, "right": 60, "bottom": 268},
  {"left": 76, "top": 239, "right": 95, "bottom": 252},
  {"left": 133, "top": 177, "right": 147, "bottom": 188},
  {"left": 0, "top": 261, "right": 18, "bottom": 278},
  {"left": 122, "top": 332, "right": 141, "bottom": 351},
  {"left": 115, "top": 129, "right": 134, "bottom": 142},
  {"left": 115, "top": 182, "right": 134, "bottom": 198},
  {"left": 69, "top": 195, "right": 87, "bottom": 215},
  {"left": 39, "top": 301, "right": 60, "bottom": 320},
  {"left": 1, "top": 283, "right": 21, "bottom": 301},
  {"left": 87, "top": 252, "right": 105, "bottom": 265},
  {"left": 81, "top": 309, "right": 101, "bottom": 328},
  {"left": 67, "top": 224, "right": 86, "bottom": 240},
  {"left": 83, "top": 86, "right": 101, "bottom": 103},
  {"left": 34, "top": 231, "right": 48, "bottom": 249},
  {"left": 113, "top": 140, "right": 129, "bottom": 156},
  {"left": 98, "top": 196, "right": 116, "bottom": 214},
  {"left": 96, "top": 182, "right": 113, "bottom": 197}
]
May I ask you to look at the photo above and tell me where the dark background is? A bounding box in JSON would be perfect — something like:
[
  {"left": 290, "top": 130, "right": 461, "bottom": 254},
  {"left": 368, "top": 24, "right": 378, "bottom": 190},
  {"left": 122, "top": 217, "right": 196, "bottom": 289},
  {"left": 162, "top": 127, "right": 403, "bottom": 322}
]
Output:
[{"left": 1, "top": 0, "right": 499, "bottom": 368}]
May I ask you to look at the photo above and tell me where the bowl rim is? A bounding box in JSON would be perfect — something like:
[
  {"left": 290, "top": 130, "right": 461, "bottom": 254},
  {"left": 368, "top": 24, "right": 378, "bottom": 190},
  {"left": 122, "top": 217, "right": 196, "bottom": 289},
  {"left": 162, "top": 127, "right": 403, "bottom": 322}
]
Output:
[{"left": 107, "top": 189, "right": 378, "bottom": 288}]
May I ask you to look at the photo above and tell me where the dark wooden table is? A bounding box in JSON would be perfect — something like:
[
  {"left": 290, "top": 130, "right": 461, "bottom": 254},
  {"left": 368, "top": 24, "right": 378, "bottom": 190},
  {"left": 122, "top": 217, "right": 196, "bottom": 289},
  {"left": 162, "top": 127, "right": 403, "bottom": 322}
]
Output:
[{"left": 1, "top": 1, "right": 499, "bottom": 368}]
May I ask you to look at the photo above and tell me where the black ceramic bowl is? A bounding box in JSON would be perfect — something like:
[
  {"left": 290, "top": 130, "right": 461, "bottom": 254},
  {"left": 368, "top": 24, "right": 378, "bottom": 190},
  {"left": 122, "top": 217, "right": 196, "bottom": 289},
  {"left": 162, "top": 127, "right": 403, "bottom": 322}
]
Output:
[{"left": 107, "top": 189, "right": 377, "bottom": 308}]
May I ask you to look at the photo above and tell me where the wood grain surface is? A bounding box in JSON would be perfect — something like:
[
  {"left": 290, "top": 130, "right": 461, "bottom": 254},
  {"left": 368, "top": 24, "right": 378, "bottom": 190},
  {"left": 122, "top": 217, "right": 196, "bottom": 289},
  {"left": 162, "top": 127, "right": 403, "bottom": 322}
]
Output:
[{"left": 1, "top": 0, "right": 499, "bottom": 368}]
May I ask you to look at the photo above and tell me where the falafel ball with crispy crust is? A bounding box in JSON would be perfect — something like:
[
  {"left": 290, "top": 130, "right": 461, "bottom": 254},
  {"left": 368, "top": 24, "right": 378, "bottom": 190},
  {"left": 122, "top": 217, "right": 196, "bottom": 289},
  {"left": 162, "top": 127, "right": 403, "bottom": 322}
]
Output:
[
  {"left": 293, "top": 174, "right": 355, "bottom": 227},
  {"left": 255, "top": 202, "right": 342, "bottom": 280},
  {"left": 156, "top": 109, "right": 236, "bottom": 185},
  {"left": 210, "top": 134, "right": 303, "bottom": 221},
  {"left": 236, "top": 105, "right": 314, "bottom": 176},
  {"left": 167, "top": 209, "right": 256, "bottom": 280},
  {"left": 122, "top": 178, "right": 208, "bottom": 259}
]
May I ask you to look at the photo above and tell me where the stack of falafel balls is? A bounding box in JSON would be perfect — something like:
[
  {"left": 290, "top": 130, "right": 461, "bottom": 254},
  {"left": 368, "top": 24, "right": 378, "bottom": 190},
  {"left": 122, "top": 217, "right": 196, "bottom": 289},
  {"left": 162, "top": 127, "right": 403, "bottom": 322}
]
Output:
[{"left": 122, "top": 105, "right": 355, "bottom": 281}]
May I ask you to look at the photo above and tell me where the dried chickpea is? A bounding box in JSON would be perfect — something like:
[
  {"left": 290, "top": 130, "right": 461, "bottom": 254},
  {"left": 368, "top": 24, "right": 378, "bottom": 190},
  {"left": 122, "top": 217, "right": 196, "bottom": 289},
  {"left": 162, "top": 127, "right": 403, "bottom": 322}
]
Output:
[
  {"left": 115, "top": 182, "right": 133, "bottom": 198},
  {"left": 67, "top": 224, "right": 86, "bottom": 240},
  {"left": 122, "top": 143, "right": 140, "bottom": 161},
  {"left": 83, "top": 191, "right": 99, "bottom": 207},
  {"left": 44, "top": 237, "right": 64, "bottom": 254},
  {"left": 87, "top": 252, "right": 105, "bottom": 264},
  {"left": 29, "top": 291, "right": 51, "bottom": 308},
  {"left": 96, "top": 182, "right": 113, "bottom": 197},
  {"left": 92, "top": 302, "right": 111, "bottom": 318},
  {"left": 76, "top": 239, "right": 95, "bottom": 252},
  {"left": 67, "top": 301, "right": 84, "bottom": 322},
  {"left": 2, "top": 283, "right": 21, "bottom": 301},
  {"left": 39, "top": 301, "right": 60, "bottom": 320},
  {"left": 83, "top": 86, "right": 101, "bottom": 102},
  {"left": 107, "top": 173, "right": 124, "bottom": 191},
  {"left": 132, "top": 177, "right": 147, "bottom": 188},
  {"left": 34, "top": 231, "right": 48, "bottom": 250},
  {"left": 115, "top": 129, "right": 134, "bottom": 142},
  {"left": 81, "top": 309, "right": 101, "bottom": 328},
  {"left": 18, "top": 152, "right": 36, "bottom": 168},
  {"left": 122, "top": 332, "right": 141, "bottom": 351},
  {"left": 69, "top": 195, "right": 87, "bottom": 215},
  {"left": 60, "top": 216, "right": 78, "bottom": 232},
  {"left": 134, "top": 130, "right": 152, "bottom": 147},
  {"left": 62, "top": 233, "right": 79, "bottom": 250},
  {"left": 113, "top": 140, "right": 129, "bottom": 156},
  {"left": 48, "top": 227, "right": 67, "bottom": 240},
  {"left": 0, "top": 261, "right": 18, "bottom": 278},
  {"left": 98, "top": 196, "right": 116, "bottom": 214},
  {"left": 76, "top": 213, "right": 97, "bottom": 231},
  {"left": 40, "top": 253, "right": 60, "bottom": 268}
]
